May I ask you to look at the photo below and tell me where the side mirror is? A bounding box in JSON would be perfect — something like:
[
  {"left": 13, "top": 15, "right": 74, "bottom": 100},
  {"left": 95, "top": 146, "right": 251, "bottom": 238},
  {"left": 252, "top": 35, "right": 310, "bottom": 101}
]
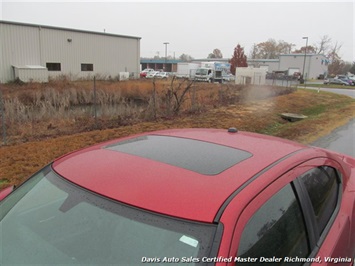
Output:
[{"left": 0, "top": 185, "right": 15, "bottom": 201}]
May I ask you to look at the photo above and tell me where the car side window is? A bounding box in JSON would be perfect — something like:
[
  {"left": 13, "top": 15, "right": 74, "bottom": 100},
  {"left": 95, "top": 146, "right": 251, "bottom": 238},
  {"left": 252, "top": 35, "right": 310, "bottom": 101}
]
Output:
[
  {"left": 237, "top": 184, "right": 310, "bottom": 265},
  {"left": 298, "top": 166, "right": 339, "bottom": 235}
]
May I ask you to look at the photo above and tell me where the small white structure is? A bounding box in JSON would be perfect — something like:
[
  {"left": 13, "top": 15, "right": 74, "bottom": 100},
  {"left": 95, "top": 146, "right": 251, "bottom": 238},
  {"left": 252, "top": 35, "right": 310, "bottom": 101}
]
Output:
[
  {"left": 235, "top": 67, "right": 267, "bottom": 85},
  {"left": 13, "top": 65, "right": 49, "bottom": 82},
  {"left": 247, "top": 59, "right": 279, "bottom": 73},
  {"left": 118, "top": 72, "right": 130, "bottom": 81}
]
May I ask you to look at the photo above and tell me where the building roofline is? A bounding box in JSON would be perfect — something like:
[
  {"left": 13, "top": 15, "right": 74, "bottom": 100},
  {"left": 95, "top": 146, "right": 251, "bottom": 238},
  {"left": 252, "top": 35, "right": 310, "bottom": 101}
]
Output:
[
  {"left": 247, "top": 58, "right": 279, "bottom": 62},
  {"left": 280, "top": 53, "right": 327, "bottom": 57},
  {"left": 192, "top": 58, "right": 231, "bottom": 62},
  {"left": 140, "top": 59, "right": 182, "bottom": 64},
  {"left": 0, "top": 20, "right": 141, "bottom": 40}
]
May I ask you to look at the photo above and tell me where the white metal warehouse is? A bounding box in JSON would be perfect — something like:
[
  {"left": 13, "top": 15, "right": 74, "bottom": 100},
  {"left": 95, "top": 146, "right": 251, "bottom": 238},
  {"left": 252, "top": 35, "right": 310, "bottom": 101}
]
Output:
[{"left": 0, "top": 20, "right": 141, "bottom": 83}]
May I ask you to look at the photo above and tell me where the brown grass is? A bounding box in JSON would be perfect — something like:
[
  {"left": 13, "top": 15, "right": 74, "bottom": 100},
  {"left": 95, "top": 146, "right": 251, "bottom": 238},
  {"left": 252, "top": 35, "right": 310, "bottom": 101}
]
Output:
[
  {"left": 0, "top": 79, "right": 294, "bottom": 143},
  {"left": 0, "top": 80, "right": 354, "bottom": 189}
]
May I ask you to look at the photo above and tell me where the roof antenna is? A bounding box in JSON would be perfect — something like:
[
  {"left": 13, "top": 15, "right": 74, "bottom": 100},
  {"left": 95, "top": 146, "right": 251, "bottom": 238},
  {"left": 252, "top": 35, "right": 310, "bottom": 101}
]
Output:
[{"left": 228, "top": 127, "right": 238, "bottom": 133}]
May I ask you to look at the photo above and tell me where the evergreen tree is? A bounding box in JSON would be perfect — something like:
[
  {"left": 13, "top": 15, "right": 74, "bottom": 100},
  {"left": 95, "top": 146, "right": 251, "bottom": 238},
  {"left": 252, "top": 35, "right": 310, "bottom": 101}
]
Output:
[{"left": 230, "top": 44, "right": 248, "bottom": 75}]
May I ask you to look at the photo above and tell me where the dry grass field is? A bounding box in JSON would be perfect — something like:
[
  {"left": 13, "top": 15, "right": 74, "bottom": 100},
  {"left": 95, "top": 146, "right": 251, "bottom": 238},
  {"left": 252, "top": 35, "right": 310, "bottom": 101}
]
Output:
[{"left": 0, "top": 78, "right": 354, "bottom": 189}]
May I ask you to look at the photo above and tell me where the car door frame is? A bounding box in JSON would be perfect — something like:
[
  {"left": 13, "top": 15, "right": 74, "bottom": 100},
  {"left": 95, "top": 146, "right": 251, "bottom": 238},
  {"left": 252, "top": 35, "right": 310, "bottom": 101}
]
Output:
[{"left": 227, "top": 157, "right": 346, "bottom": 265}]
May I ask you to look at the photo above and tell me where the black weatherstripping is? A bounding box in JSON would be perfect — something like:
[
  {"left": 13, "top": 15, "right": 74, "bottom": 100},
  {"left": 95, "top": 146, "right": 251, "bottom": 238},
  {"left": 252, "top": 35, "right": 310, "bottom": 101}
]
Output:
[
  {"left": 105, "top": 135, "right": 252, "bottom": 175},
  {"left": 213, "top": 148, "right": 309, "bottom": 222}
]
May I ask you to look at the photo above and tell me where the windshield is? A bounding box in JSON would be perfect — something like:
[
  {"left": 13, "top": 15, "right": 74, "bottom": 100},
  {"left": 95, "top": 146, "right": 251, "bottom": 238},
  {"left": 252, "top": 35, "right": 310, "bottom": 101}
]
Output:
[
  {"left": 0, "top": 166, "right": 217, "bottom": 265},
  {"left": 195, "top": 69, "right": 208, "bottom": 75}
]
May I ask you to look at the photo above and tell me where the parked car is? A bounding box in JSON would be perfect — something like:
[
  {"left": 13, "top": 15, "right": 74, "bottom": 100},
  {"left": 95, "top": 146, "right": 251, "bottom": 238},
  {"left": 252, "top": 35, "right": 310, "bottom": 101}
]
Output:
[
  {"left": 323, "top": 78, "right": 349, "bottom": 85},
  {"left": 222, "top": 74, "right": 235, "bottom": 82},
  {"left": 140, "top": 68, "right": 154, "bottom": 78},
  {"left": 336, "top": 75, "right": 347, "bottom": 79},
  {"left": 338, "top": 77, "right": 355, "bottom": 86},
  {"left": 155, "top": 72, "right": 169, "bottom": 79},
  {"left": 1, "top": 128, "right": 354, "bottom": 265},
  {"left": 145, "top": 71, "right": 159, "bottom": 79}
]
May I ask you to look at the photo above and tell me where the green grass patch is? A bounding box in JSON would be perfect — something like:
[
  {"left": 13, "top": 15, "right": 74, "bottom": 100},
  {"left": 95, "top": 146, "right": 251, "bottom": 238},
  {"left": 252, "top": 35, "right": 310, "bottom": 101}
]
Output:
[
  {"left": 302, "top": 83, "right": 355, "bottom": 89},
  {"left": 259, "top": 121, "right": 285, "bottom": 135},
  {"left": 302, "top": 104, "right": 327, "bottom": 116},
  {"left": 0, "top": 179, "right": 10, "bottom": 187}
]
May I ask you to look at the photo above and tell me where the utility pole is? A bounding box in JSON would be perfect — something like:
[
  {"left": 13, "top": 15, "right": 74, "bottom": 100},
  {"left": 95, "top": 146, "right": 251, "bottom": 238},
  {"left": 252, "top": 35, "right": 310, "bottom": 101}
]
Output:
[
  {"left": 163, "top": 42, "right": 169, "bottom": 71},
  {"left": 302, "top": 36, "right": 308, "bottom": 86}
]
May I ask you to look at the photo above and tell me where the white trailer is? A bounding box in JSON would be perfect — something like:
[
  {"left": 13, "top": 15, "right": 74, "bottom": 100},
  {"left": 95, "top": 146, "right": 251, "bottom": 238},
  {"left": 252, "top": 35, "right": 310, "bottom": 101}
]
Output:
[{"left": 176, "top": 62, "right": 200, "bottom": 78}]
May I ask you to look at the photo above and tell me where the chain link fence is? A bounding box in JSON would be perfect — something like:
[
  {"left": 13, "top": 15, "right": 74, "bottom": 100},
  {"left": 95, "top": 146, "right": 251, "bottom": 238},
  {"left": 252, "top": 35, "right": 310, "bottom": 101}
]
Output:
[
  {"left": 265, "top": 78, "right": 300, "bottom": 87},
  {"left": 0, "top": 89, "right": 6, "bottom": 145}
]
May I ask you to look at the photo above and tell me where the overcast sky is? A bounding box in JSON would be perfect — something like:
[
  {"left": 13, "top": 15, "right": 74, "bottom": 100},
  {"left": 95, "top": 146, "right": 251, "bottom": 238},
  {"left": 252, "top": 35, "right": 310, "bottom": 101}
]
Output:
[{"left": 1, "top": 1, "right": 354, "bottom": 62}]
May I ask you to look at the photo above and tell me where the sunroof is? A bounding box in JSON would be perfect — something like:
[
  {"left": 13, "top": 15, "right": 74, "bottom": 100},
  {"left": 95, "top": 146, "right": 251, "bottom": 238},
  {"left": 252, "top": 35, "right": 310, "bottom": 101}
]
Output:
[{"left": 105, "top": 135, "right": 252, "bottom": 175}]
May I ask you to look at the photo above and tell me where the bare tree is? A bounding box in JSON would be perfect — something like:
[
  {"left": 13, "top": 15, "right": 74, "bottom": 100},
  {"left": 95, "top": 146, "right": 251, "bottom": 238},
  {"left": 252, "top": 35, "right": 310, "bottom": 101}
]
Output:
[
  {"left": 249, "top": 44, "right": 258, "bottom": 59},
  {"left": 256, "top": 38, "right": 278, "bottom": 59},
  {"left": 153, "top": 51, "right": 160, "bottom": 59},
  {"left": 328, "top": 42, "right": 344, "bottom": 75},
  {"left": 166, "top": 76, "right": 195, "bottom": 115},
  {"left": 208, "top": 48, "right": 223, "bottom": 58},
  {"left": 179, "top": 53, "right": 194, "bottom": 62},
  {"left": 293, "top": 45, "right": 317, "bottom": 54},
  {"left": 349, "top": 62, "right": 355, "bottom": 75},
  {"left": 253, "top": 39, "right": 294, "bottom": 59},
  {"left": 328, "top": 41, "right": 342, "bottom": 62},
  {"left": 315, "top": 35, "right": 332, "bottom": 55},
  {"left": 341, "top": 62, "right": 353, "bottom": 74},
  {"left": 276, "top": 40, "right": 295, "bottom": 54}
]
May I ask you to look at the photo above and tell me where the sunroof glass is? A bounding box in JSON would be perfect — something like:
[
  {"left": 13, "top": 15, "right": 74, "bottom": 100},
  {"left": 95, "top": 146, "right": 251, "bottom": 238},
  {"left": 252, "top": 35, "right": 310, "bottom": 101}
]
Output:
[{"left": 105, "top": 135, "right": 252, "bottom": 175}]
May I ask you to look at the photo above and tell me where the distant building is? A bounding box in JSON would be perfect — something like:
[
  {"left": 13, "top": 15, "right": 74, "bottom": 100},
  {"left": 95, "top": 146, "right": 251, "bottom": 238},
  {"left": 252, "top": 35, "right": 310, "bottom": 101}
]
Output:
[
  {"left": 140, "top": 59, "right": 181, "bottom": 72},
  {"left": 247, "top": 59, "right": 279, "bottom": 73},
  {"left": 189, "top": 54, "right": 329, "bottom": 80},
  {"left": 247, "top": 54, "right": 329, "bottom": 79},
  {"left": 279, "top": 54, "right": 329, "bottom": 79},
  {"left": 0, "top": 20, "right": 141, "bottom": 83}
]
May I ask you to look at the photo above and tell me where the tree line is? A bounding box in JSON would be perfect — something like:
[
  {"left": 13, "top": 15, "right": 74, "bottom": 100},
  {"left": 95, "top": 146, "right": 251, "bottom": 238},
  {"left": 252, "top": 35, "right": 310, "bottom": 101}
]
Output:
[
  {"left": 208, "top": 36, "right": 354, "bottom": 76},
  {"left": 145, "top": 35, "right": 354, "bottom": 76}
]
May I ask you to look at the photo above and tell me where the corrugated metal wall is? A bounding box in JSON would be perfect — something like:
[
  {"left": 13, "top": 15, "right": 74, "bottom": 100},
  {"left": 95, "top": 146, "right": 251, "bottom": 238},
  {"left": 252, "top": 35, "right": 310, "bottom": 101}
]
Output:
[
  {"left": 0, "top": 21, "right": 141, "bottom": 82},
  {"left": 279, "top": 55, "right": 328, "bottom": 79},
  {"left": 1, "top": 23, "right": 42, "bottom": 82}
]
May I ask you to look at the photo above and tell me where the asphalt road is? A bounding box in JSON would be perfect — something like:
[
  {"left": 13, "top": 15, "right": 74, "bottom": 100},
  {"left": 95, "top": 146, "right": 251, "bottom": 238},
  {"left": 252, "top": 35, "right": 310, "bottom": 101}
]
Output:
[
  {"left": 304, "top": 85, "right": 355, "bottom": 98},
  {"left": 304, "top": 86, "right": 355, "bottom": 157}
]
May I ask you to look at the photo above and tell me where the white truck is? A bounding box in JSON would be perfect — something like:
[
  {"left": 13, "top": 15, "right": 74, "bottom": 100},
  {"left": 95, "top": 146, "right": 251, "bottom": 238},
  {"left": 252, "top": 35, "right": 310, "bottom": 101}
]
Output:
[
  {"left": 194, "top": 67, "right": 223, "bottom": 83},
  {"left": 176, "top": 62, "right": 200, "bottom": 79},
  {"left": 194, "top": 62, "right": 230, "bottom": 83}
]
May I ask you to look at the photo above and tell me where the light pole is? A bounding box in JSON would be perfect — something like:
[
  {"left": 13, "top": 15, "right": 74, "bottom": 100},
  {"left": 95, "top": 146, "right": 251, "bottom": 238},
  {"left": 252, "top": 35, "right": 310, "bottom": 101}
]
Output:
[
  {"left": 302, "top": 37, "right": 308, "bottom": 84},
  {"left": 163, "top": 42, "right": 169, "bottom": 71}
]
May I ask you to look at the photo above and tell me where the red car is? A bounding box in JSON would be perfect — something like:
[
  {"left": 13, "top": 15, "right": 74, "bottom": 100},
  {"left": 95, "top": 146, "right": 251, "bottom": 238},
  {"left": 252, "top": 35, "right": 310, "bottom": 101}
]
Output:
[
  {"left": 1, "top": 128, "right": 354, "bottom": 265},
  {"left": 140, "top": 68, "right": 154, "bottom": 78}
]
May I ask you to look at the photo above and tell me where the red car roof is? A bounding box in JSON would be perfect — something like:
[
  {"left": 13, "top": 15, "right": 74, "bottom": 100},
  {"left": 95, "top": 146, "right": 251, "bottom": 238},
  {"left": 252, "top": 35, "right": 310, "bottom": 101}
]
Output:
[{"left": 52, "top": 128, "right": 308, "bottom": 223}]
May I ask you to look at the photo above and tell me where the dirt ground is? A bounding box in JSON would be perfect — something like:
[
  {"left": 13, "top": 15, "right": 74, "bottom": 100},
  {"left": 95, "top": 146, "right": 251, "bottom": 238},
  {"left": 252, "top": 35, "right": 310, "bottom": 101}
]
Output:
[{"left": 0, "top": 87, "right": 354, "bottom": 189}]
